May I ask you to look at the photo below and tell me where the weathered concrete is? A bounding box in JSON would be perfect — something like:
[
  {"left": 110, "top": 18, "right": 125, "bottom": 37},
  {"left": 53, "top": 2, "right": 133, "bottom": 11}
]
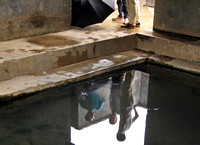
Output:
[
  {"left": 0, "top": 34, "right": 137, "bottom": 82},
  {"left": 1, "top": 48, "right": 200, "bottom": 101},
  {"left": 0, "top": 6, "right": 200, "bottom": 101},
  {"left": 0, "top": 50, "right": 148, "bottom": 100},
  {"left": 1, "top": 4, "right": 200, "bottom": 145},
  {"left": 0, "top": 0, "right": 71, "bottom": 41},
  {"left": 1, "top": 31, "right": 200, "bottom": 83},
  {"left": 153, "top": 0, "right": 200, "bottom": 37},
  {"left": 136, "top": 33, "right": 200, "bottom": 61}
]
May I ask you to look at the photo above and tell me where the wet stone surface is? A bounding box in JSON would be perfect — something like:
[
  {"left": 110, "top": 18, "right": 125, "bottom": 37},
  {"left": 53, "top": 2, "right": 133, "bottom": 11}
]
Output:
[{"left": 27, "top": 35, "right": 80, "bottom": 47}]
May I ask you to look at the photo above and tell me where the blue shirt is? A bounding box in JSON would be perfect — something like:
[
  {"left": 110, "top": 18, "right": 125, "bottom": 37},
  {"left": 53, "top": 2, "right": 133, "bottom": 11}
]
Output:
[{"left": 79, "top": 92, "right": 105, "bottom": 111}]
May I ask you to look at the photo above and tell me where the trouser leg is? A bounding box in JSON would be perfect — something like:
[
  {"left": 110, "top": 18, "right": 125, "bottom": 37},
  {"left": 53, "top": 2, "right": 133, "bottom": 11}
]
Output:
[
  {"left": 117, "top": 0, "right": 124, "bottom": 18},
  {"left": 135, "top": 0, "right": 140, "bottom": 24},
  {"left": 127, "top": 0, "right": 137, "bottom": 26},
  {"left": 122, "top": 0, "right": 129, "bottom": 19}
]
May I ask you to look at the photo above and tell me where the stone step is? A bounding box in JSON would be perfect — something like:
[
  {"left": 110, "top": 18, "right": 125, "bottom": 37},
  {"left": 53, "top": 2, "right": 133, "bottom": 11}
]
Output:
[
  {"left": 1, "top": 31, "right": 200, "bottom": 83},
  {"left": 0, "top": 50, "right": 148, "bottom": 100},
  {"left": 0, "top": 31, "right": 137, "bottom": 82}
]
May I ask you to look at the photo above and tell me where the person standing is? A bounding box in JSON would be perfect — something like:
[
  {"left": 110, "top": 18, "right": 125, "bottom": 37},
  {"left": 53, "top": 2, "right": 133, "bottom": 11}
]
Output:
[
  {"left": 112, "top": 0, "right": 129, "bottom": 24},
  {"left": 121, "top": 0, "right": 140, "bottom": 28}
]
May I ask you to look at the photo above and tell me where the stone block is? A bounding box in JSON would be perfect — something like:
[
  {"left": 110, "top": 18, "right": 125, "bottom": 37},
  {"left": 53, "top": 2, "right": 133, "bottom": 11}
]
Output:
[
  {"left": 0, "top": 0, "right": 71, "bottom": 41},
  {"left": 153, "top": 0, "right": 200, "bottom": 37}
]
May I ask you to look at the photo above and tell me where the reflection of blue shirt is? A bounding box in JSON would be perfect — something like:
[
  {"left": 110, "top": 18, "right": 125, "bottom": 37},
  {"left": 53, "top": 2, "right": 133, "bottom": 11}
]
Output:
[{"left": 79, "top": 92, "right": 105, "bottom": 111}]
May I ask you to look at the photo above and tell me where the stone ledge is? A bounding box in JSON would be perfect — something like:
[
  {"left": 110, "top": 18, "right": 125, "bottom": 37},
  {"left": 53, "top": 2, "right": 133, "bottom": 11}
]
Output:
[
  {"left": 136, "top": 33, "right": 200, "bottom": 62},
  {"left": 1, "top": 32, "right": 200, "bottom": 83},
  {"left": 0, "top": 34, "right": 137, "bottom": 82},
  {"left": 0, "top": 50, "right": 148, "bottom": 100},
  {"left": 1, "top": 48, "right": 200, "bottom": 101}
]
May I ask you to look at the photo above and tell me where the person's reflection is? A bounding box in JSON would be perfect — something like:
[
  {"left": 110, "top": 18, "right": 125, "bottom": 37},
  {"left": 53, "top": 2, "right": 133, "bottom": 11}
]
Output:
[
  {"left": 109, "top": 74, "right": 123, "bottom": 125},
  {"left": 109, "top": 70, "right": 148, "bottom": 142},
  {"left": 77, "top": 79, "right": 112, "bottom": 122},
  {"left": 79, "top": 92, "right": 105, "bottom": 122},
  {"left": 117, "top": 71, "right": 139, "bottom": 141}
]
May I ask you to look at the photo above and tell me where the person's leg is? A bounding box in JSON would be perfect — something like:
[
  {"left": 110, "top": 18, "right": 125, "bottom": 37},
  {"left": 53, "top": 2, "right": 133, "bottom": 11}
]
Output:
[
  {"left": 109, "top": 112, "right": 118, "bottom": 125},
  {"left": 117, "top": 0, "right": 124, "bottom": 18},
  {"left": 122, "top": 0, "right": 129, "bottom": 19},
  {"left": 122, "top": 0, "right": 129, "bottom": 24},
  {"left": 127, "top": 0, "right": 137, "bottom": 26},
  {"left": 135, "top": 0, "right": 140, "bottom": 26},
  {"left": 132, "top": 106, "right": 139, "bottom": 122},
  {"left": 112, "top": 0, "right": 124, "bottom": 21}
]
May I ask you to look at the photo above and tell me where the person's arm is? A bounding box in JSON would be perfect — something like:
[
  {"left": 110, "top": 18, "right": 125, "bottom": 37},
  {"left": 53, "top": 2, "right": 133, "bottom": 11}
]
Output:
[
  {"left": 97, "top": 99, "right": 105, "bottom": 111},
  {"left": 131, "top": 106, "right": 139, "bottom": 122}
]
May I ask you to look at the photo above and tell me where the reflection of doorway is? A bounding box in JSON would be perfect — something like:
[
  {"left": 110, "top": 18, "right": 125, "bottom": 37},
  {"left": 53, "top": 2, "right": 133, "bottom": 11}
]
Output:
[
  {"left": 139, "top": 0, "right": 155, "bottom": 7},
  {"left": 139, "top": 0, "right": 155, "bottom": 30}
]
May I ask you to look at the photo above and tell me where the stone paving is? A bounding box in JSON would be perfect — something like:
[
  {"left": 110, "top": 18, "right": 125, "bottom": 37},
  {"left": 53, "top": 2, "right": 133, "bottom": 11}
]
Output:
[{"left": 0, "top": 6, "right": 200, "bottom": 100}]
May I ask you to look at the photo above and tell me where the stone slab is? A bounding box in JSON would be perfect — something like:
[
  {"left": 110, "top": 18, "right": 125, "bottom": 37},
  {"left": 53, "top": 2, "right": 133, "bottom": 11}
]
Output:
[
  {"left": 0, "top": 50, "right": 148, "bottom": 100},
  {"left": 136, "top": 33, "right": 200, "bottom": 61},
  {"left": 0, "top": 0, "right": 71, "bottom": 41},
  {"left": 153, "top": 0, "right": 200, "bottom": 37}
]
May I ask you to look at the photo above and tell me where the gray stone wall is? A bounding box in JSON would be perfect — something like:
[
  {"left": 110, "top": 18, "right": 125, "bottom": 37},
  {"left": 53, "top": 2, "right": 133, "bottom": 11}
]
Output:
[
  {"left": 153, "top": 0, "right": 200, "bottom": 37},
  {"left": 0, "top": 0, "right": 71, "bottom": 41}
]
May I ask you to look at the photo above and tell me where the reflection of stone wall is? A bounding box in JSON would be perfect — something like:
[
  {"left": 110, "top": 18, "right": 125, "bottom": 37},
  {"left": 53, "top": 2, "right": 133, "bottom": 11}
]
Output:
[
  {"left": 72, "top": 97, "right": 112, "bottom": 130},
  {"left": 0, "top": 88, "right": 72, "bottom": 145},
  {"left": 0, "top": 0, "right": 71, "bottom": 41},
  {"left": 145, "top": 65, "right": 200, "bottom": 145},
  {"left": 154, "top": 0, "right": 200, "bottom": 37},
  {"left": 71, "top": 79, "right": 112, "bottom": 130}
]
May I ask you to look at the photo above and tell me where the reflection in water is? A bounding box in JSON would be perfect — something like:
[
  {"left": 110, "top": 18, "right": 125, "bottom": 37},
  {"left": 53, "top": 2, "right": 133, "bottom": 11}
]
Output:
[
  {"left": 1, "top": 65, "right": 200, "bottom": 145},
  {"left": 144, "top": 66, "right": 200, "bottom": 145},
  {"left": 110, "top": 71, "right": 149, "bottom": 141},
  {"left": 75, "top": 79, "right": 112, "bottom": 122},
  {"left": 72, "top": 70, "right": 149, "bottom": 144},
  {"left": 71, "top": 108, "right": 147, "bottom": 145},
  {"left": 72, "top": 65, "right": 200, "bottom": 145},
  {"left": 0, "top": 89, "right": 72, "bottom": 145},
  {"left": 71, "top": 79, "right": 112, "bottom": 130}
]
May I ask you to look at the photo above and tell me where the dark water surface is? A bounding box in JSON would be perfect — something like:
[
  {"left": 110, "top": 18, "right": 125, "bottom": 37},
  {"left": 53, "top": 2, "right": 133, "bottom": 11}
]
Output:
[{"left": 0, "top": 64, "right": 200, "bottom": 145}]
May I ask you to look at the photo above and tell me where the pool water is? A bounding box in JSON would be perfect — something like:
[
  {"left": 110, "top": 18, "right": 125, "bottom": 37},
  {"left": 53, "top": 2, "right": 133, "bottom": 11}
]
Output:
[
  {"left": 71, "top": 64, "right": 200, "bottom": 145},
  {"left": 0, "top": 64, "right": 200, "bottom": 145}
]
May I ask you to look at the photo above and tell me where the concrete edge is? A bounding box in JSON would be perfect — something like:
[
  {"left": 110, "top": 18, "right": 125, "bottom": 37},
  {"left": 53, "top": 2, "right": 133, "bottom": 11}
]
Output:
[
  {"left": 0, "top": 50, "right": 147, "bottom": 100},
  {"left": 1, "top": 33, "right": 200, "bottom": 82},
  {"left": 136, "top": 33, "right": 200, "bottom": 61},
  {"left": 1, "top": 48, "right": 200, "bottom": 101},
  {"left": 0, "top": 35, "right": 137, "bottom": 82}
]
